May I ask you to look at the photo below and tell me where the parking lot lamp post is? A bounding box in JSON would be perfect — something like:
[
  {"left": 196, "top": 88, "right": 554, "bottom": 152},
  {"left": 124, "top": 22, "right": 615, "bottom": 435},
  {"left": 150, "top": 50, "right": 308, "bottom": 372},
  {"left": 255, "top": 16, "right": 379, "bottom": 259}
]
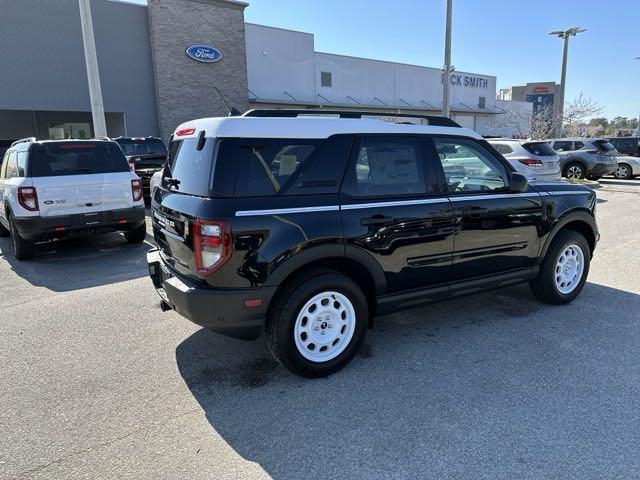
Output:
[
  {"left": 78, "top": 0, "right": 108, "bottom": 138},
  {"left": 635, "top": 58, "right": 640, "bottom": 136},
  {"left": 549, "top": 27, "right": 586, "bottom": 137},
  {"left": 442, "top": 0, "right": 453, "bottom": 118}
]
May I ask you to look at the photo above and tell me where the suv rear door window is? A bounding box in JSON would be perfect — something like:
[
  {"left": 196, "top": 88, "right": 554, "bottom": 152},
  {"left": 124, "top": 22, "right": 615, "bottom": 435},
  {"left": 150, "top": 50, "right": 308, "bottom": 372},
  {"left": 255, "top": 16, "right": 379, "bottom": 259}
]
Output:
[
  {"left": 522, "top": 142, "right": 556, "bottom": 157},
  {"left": 574, "top": 141, "right": 585, "bottom": 150},
  {"left": 344, "top": 136, "right": 426, "bottom": 197},
  {"left": 29, "top": 142, "right": 129, "bottom": 177}
]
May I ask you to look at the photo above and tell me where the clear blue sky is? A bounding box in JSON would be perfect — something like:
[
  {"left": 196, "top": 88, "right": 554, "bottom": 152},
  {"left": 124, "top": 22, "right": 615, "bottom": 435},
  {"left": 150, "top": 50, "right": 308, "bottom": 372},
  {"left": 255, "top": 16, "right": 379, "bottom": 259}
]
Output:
[{"left": 128, "top": 0, "right": 640, "bottom": 119}]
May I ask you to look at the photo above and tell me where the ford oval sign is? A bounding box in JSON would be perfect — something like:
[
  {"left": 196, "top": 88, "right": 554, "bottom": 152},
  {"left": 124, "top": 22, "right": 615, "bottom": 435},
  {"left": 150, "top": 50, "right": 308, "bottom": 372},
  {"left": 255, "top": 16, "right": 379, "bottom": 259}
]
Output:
[{"left": 185, "top": 44, "right": 223, "bottom": 63}]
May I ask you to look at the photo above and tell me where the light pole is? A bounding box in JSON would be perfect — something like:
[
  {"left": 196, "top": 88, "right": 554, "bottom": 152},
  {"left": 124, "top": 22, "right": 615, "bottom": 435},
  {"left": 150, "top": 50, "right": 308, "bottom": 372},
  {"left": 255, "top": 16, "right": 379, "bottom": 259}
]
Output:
[
  {"left": 549, "top": 27, "right": 585, "bottom": 136},
  {"left": 635, "top": 58, "right": 640, "bottom": 136},
  {"left": 78, "top": 0, "right": 107, "bottom": 138},
  {"left": 442, "top": 0, "right": 453, "bottom": 118}
]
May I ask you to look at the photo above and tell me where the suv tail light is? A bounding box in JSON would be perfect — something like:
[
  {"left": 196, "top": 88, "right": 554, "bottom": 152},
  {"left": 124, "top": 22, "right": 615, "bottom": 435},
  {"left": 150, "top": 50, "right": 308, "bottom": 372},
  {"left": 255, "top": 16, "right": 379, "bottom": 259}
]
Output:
[
  {"left": 518, "top": 158, "right": 543, "bottom": 167},
  {"left": 193, "top": 220, "right": 232, "bottom": 275},
  {"left": 18, "top": 187, "right": 39, "bottom": 212},
  {"left": 131, "top": 179, "right": 143, "bottom": 202}
]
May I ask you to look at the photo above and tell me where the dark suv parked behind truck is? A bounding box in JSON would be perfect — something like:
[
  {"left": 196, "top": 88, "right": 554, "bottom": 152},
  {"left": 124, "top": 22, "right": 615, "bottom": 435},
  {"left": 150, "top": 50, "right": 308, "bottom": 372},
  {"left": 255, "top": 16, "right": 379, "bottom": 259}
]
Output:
[
  {"left": 148, "top": 110, "right": 599, "bottom": 377},
  {"left": 114, "top": 137, "right": 167, "bottom": 200}
]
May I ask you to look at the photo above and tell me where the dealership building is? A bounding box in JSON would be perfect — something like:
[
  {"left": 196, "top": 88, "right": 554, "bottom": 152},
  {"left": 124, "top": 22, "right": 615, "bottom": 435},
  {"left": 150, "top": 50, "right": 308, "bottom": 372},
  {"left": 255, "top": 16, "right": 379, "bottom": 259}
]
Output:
[{"left": 0, "top": 0, "right": 506, "bottom": 142}]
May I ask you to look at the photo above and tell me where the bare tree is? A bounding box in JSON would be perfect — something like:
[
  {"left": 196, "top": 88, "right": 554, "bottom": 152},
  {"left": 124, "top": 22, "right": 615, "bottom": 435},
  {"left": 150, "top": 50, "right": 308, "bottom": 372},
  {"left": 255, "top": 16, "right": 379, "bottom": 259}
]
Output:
[{"left": 530, "top": 94, "right": 602, "bottom": 140}]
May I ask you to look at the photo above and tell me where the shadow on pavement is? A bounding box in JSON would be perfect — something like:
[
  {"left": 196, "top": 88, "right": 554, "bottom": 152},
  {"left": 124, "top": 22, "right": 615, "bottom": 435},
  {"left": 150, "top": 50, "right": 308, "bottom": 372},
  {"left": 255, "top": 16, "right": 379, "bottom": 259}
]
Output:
[
  {"left": 176, "top": 282, "right": 640, "bottom": 479},
  {"left": 0, "top": 232, "right": 154, "bottom": 292}
]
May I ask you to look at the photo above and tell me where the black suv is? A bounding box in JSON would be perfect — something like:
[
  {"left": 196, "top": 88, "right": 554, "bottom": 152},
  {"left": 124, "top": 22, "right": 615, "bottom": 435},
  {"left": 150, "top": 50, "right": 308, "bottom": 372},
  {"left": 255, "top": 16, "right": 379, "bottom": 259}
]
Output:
[
  {"left": 147, "top": 110, "right": 599, "bottom": 378},
  {"left": 114, "top": 137, "right": 167, "bottom": 200}
]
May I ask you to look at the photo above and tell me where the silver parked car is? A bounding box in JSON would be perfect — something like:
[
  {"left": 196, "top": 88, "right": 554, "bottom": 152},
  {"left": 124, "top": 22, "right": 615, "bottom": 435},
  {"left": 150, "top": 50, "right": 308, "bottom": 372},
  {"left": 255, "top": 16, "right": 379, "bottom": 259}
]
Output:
[
  {"left": 489, "top": 138, "right": 561, "bottom": 180},
  {"left": 613, "top": 156, "right": 640, "bottom": 180},
  {"left": 549, "top": 138, "right": 618, "bottom": 180}
]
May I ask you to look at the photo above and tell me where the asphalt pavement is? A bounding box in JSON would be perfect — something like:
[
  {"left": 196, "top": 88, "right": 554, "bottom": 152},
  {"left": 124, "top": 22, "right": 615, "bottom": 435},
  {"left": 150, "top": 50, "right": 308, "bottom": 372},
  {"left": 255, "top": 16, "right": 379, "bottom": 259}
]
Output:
[{"left": 1, "top": 183, "right": 639, "bottom": 480}]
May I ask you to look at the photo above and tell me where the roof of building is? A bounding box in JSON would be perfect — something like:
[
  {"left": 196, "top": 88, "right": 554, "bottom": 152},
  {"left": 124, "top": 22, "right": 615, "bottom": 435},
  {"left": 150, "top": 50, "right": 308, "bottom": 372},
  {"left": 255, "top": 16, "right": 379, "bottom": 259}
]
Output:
[{"left": 173, "top": 116, "right": 482, "bottom": 140}]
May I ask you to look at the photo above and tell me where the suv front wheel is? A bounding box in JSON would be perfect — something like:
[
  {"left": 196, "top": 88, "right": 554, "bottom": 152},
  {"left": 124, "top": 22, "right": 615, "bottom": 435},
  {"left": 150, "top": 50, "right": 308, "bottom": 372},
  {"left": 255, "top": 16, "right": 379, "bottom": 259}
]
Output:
[
  {"left": 530, "top": 230, "right": 590, "bottom": 304},
  {"left": 267, "top": 270, "right": 368, "bottom": 378}
]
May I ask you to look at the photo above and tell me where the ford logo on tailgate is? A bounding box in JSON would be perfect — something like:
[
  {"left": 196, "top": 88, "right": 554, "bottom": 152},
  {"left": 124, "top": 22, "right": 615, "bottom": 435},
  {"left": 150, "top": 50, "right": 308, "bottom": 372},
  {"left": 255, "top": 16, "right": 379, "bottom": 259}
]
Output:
[{"left": 185, "top": 44, "right": 223, "bottom": 63}]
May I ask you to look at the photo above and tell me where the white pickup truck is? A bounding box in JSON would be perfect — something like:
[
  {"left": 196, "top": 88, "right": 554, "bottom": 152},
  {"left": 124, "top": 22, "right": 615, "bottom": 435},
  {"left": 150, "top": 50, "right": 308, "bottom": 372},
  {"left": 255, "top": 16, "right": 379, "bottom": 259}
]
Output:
[{"left": 0, "top": 138, "right": 146, "bottom": 260}]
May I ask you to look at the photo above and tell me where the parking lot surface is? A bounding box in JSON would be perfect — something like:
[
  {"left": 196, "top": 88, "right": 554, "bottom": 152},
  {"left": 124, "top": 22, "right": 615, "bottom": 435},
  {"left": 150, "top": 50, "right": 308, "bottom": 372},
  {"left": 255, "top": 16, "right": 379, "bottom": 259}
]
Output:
[{"left": 2, "top": 183, "right": 640, "bottom": 480}]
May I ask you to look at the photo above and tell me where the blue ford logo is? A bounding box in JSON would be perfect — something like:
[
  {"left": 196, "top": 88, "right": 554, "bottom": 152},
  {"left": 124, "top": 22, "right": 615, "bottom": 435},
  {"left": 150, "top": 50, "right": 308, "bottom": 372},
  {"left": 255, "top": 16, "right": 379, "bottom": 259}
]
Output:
[{"left": 185, "top": 44, "right": 223, "bottom": 63}]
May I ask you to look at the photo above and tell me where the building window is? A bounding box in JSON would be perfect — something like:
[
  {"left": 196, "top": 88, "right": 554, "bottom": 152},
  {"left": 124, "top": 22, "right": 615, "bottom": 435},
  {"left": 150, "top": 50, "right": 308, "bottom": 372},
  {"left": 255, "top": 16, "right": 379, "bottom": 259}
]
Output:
[
  {"left": 320, "top": 71, "right": 332, "bottom": 88},
  {"left": 478, "top": 96, "right": 486, "bottom": 109}
]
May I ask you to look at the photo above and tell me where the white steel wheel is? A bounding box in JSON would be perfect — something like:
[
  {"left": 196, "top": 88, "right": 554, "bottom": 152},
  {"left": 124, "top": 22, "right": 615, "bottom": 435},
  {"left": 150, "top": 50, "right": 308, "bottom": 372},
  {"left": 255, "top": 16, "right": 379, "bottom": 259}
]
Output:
[
  {"left": 293, "top": 291, "right": 356, "bottom": 363},
  {"left": 554, "top": 244, "right": 585, "bottom": 294}
]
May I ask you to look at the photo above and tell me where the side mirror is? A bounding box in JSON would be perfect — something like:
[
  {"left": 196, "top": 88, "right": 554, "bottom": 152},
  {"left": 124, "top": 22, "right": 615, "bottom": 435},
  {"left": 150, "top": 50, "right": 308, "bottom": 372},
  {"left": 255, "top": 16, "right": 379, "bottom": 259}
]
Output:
[{"left": 509, "top": 172, "right": 528, "bottom": 193}]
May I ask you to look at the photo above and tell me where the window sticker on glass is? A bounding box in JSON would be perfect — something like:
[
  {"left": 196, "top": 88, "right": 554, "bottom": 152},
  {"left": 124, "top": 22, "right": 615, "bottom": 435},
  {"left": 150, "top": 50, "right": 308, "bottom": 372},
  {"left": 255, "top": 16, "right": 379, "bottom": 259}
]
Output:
[{"left": 278, "top": 154, "right": 298, "bottom": 176}]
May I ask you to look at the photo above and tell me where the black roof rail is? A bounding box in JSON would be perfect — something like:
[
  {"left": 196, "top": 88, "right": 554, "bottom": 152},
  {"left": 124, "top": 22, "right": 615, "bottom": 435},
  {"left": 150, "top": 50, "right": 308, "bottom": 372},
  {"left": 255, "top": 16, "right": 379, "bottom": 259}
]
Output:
[{"left": 242, "top": 109, "right": 461, "bottom": 128}]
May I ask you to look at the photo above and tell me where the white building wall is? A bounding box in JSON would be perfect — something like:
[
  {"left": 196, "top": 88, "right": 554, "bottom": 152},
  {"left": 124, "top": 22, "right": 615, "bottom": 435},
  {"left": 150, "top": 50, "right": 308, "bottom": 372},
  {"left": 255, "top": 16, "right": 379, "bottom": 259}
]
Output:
[
  {"left": 245, "top": 24, "right": 498, "bottom": 134},
  {"left": 245, "top": 23, "right": 316, "bottom": 103}
]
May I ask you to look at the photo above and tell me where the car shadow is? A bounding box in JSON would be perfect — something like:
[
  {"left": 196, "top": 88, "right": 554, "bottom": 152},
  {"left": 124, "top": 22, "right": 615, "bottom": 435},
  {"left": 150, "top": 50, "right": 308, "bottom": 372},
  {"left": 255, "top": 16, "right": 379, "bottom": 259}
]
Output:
[
  {"left": 0, "top": 231, "right": 155, "bottom": 292},
  {"left": 176, "top": 282, "right": 640, "bottom": 479}
]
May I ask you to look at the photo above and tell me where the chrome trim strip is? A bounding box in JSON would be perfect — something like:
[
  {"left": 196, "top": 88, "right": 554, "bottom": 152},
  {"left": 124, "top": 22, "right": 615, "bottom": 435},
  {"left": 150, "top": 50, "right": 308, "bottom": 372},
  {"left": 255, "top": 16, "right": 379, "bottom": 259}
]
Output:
[
  {"left": 341, "top": 197, "right": 448, "bottom": 210},
  {"left": 235, "top": 191, "right": 587, "bottom": 216},
  {"left": 235, "top": 205, "right": 339, "bottom": 216}
]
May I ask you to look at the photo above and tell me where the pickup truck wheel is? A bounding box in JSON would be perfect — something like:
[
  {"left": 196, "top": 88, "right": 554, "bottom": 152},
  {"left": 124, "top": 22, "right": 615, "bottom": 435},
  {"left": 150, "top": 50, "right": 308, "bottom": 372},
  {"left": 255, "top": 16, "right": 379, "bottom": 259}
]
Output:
[
  {"left": 124, "top": 223, "right": 147, "bottom": 244},
  {"left": 530, "top": 230, "right": 590, "bottom": 305},
  {"left": 564, "top": 163, "right": 585, "bottom": 179},
  {"left": 10, "top": 218, "right": 34, "bottom": 260},
  {"left": 267, "top": 271, "right": 368, "bottom": 378}
]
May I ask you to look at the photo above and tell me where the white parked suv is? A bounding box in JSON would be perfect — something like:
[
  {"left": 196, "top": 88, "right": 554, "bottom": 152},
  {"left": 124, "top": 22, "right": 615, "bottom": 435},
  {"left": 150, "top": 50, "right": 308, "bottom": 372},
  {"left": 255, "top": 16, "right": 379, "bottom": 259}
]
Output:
[
  {"left": 488, "top": 138, "right": 561, "bottom": 181},
  {"left": 0, "top": 138, "right": 146, "bottom": 260}
]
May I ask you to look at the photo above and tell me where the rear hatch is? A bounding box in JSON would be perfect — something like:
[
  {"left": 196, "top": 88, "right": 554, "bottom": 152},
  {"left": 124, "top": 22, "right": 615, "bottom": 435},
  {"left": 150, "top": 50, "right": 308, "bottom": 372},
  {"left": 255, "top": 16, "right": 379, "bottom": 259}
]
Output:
[
  {"left": 590, "top": 140, "right": 618, "bottom": 164},
  {"left": 29, "top": 141, "right": 136, "bottom": 217},
  {"left": 153, "top": 135, "right": 222, "bottom": 279},
  {"left": 522, "top": 141, "right": 559, "bottom": 174}
]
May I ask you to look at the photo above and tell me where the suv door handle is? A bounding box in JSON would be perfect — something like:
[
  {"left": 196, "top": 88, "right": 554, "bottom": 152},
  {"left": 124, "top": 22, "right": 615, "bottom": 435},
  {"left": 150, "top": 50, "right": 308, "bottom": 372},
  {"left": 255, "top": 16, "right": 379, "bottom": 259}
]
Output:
[{"left": 361, "top": 215, "right": 394, "bottom": 226}]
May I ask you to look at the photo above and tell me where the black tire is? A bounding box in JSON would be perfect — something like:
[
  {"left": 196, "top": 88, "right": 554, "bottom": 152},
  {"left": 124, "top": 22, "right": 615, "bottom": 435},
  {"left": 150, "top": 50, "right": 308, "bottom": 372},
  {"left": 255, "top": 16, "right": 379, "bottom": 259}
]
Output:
[
  {"left": 529, "top": 230, "right": 590, "bottom": 305},
  {"left": 266, "top": 269, "right": 369, "bottom": 378},
  {"left": 124, "top": 223, "right": 147, "bottom": 243},
  {"left": 10, "top": 217, "right": 34, "bottom": 260},
  {"left": 0, "top": 219, "right": 9, "bottom": 237},
  {"left": 563, "top": 162, "right": 586, "bottom": 180},
  {"left": 614, "top": 163, "right": 633, "bottom": 180}
]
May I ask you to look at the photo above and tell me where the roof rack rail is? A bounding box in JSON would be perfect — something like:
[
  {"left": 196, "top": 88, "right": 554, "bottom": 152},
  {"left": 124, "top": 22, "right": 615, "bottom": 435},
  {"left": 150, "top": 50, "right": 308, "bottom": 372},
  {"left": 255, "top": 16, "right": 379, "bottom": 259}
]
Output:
[
  {"left": 242, "top": 109, "right": 461, "bottom": 128},
  {"left": 11, "top": 137, "right": 36, "bottom": 147}
]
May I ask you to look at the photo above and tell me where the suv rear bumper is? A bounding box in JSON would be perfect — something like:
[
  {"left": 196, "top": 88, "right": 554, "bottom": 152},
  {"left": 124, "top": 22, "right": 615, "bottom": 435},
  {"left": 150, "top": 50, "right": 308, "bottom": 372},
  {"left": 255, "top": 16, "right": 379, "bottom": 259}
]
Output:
[
  {"left": 13, "top": 206, "right": 146, "bottom": 242},
  {"left": 147, "top": 249, "right": 276, "bottom": 340}
]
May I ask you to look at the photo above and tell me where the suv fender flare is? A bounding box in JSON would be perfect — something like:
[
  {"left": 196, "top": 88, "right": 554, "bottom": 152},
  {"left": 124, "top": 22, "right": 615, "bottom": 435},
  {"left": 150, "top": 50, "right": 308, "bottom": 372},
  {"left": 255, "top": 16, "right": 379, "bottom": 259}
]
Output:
[
  {"left": 263, "top": 243, "right": 387, "bottom": 294},
  {"left": 539, "top": 209, "right": 598, "bottom": 260}
]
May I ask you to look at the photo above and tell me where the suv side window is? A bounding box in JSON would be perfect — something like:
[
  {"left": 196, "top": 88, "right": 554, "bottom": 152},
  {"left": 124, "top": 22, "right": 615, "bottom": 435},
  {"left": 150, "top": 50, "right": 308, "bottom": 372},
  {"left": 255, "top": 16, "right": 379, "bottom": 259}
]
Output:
[
  {"left": 0, "top": 151, "right": 9, "bottom": 178},
  {"left": 343, "top": 136, "right": 426, "bottom": 197},
  {"left": 493, "top": 144, "right": 513, "bottom": 155},
  {"left": 16, "top": 151, "right": 28, "bottom": 177},
  {"left": 574, "top": 141, "right": 585, "bottom": 150},
  {"left": 5, "top": 151, "right": 18, "bottom": 179},
  {"left": 553, "top": 141, "right": 573, "bottom": 152},
  {"left": 432, "top": 137, "right": 508, "bottom": 193}
]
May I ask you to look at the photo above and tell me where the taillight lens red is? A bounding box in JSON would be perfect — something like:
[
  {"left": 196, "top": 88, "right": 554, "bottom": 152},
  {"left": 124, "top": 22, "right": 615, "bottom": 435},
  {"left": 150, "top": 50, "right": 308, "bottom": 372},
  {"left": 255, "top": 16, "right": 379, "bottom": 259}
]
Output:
[
  {"left": 518, "top": 158, "right": 543, "bottom": 167},
  {"left": 193, "top": 220, "right": 232, "bottom": 275},
  {"left": 18, "top": 187, "right": 39, "bottom": 212},
  {"left": 131, "top": 179, "right": 143, "bottom": 202}
]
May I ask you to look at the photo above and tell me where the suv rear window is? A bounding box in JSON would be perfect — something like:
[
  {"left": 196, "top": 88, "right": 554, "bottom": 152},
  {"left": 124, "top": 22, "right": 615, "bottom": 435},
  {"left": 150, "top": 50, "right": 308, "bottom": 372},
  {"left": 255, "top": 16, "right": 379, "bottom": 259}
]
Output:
[
  {"left": 166, "top": 138, "right": 217, "bottom": 197},
  {"left": 592, "top": 140, "right": 616, "bottom": 152},
  {"left": 116, "top": 138, "right": 167, "bottom": 157},
  {"left": 29, "top": 142, "right": 130, "bottom": 177},
  {"left": 522, "top": 142, "right": 556, "bottom": 157}
]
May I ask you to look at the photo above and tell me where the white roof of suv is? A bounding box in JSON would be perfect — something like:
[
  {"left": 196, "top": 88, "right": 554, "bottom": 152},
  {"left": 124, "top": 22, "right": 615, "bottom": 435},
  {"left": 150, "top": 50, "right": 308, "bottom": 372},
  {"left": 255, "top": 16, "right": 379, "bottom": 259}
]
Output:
[{"left": 173, "top": 116, "right": 482, "bottom": 140}]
